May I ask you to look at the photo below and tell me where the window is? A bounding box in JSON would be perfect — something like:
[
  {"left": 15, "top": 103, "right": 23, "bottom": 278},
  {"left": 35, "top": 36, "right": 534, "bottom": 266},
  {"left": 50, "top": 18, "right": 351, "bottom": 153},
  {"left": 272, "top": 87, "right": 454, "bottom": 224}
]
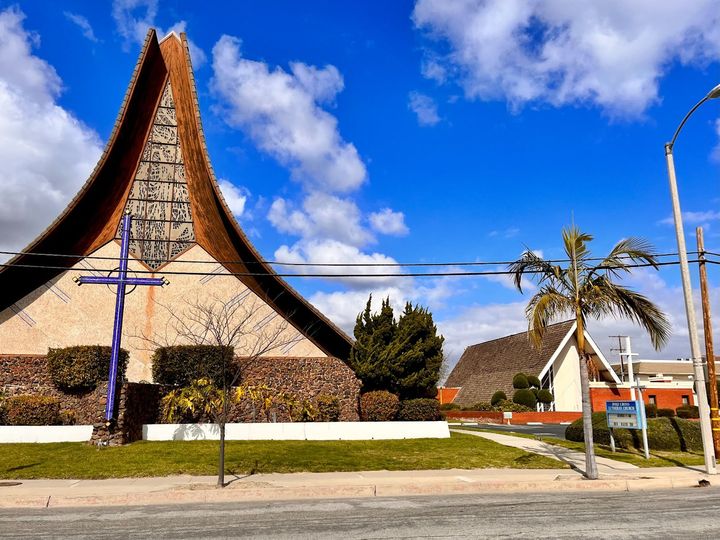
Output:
[
  {"left": 648, "top": 395, "right": 657, "bottom": 405},
  {"left": 682, "top": 395, "right": 689, "bottom": 406}
]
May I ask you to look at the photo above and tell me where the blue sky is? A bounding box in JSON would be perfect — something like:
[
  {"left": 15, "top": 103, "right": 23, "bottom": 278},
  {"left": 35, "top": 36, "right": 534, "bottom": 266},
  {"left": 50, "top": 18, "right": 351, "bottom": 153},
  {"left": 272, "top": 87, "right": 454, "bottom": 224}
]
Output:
[{"left": 1, "top": 1, "right": 720, "bottom": 366}]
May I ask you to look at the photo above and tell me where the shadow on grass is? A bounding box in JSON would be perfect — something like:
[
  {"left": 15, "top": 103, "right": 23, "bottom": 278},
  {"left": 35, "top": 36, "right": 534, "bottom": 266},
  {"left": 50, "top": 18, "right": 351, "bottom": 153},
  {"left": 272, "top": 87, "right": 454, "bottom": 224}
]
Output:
[{"left": 5, "top": 463, "right": 41, "bottom": 473}]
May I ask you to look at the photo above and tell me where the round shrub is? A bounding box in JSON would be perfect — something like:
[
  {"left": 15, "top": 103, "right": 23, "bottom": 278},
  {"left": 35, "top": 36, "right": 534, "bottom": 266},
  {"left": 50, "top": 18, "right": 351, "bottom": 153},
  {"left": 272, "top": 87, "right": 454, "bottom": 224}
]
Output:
[
  {"left": 512, "top": 388, "right": 537, "bottom": 409},
  {"left": 464, "top": 401, "right": 494, "bottom": 411},
  {"left": 439, "top": 403, "right": 461, "bottom": 411},
  {"left": 512, "top": 373, "right": 529, "bottom": 389},
  {"left": 565, "top": 412, "right": 702, "bottom": 451},
  {"left": 490, "top": 391, "right": 507, "bottom": 406},
  {"left": 495, "top": 399, "right": 534, "bottom": 412},
  {"left": 657, "top": 408, "right": 675, "bottom": 418},
  {"left": 527, "top": 375, "right": 541, "bottom": 389},
  {"left": 397, "top": 398, "right": 441, "bottom": 421},
  {"left": 537, "top": 389, "right": 554, "bottom": 405},
  {"left": 47, "top": 346, "right": 129, "bottom": 391},
  {"left": 644, "top": 403, "right": 658, "bottom": 418},
  {"left": 360, "top": 391, "right": 399, "bottom": 421},
  {"left": 315, "top": 394, "right": 341, "bottom": 422},
  {"left": 676, "top": 405, "right": 699, "bottom": 419},
  {"left": 152, "top": 345, "right": 234, "bottom": 387},
  {"left": 4, "top": 395, "right": 61, "bottom": 426}
]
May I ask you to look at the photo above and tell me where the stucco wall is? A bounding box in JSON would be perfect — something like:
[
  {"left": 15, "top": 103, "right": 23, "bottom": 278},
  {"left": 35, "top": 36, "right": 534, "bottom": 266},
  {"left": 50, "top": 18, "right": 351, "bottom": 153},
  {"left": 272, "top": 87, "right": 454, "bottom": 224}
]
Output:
[
  {"left": 551, "top": 338, "right": 582, "bottom": 412},
  {"left": 0, "top": 243, "right": 326, "bottom": 382}
]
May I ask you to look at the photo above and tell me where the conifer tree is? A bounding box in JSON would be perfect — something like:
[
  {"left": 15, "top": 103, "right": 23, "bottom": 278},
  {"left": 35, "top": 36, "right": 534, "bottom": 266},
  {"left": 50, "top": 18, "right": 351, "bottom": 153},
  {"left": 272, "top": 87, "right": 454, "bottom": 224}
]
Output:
[{"left": 348, "top": 296, "right": 444, "bottom": 399}]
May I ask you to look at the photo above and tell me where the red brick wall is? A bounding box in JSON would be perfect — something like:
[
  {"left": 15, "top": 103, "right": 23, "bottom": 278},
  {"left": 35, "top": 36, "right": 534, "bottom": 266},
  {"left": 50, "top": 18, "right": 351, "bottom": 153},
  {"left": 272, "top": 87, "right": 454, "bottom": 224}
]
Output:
[
  {"left": 445, "top": 410, "right": 581, "bottom": 424},
  {"left": 590, "top": 387, "right": 694, "bottom": 411}
]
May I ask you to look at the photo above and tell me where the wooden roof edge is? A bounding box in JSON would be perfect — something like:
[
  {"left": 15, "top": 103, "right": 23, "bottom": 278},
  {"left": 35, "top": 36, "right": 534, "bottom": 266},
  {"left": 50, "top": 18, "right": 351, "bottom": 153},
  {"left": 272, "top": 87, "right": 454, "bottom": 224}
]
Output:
[
  {"left": 175, "top": 32, "right": 354, "bottom": 354},
  {"left": 0, "top": 29, "right": 158, "bottom": 278},
  {"left": 461, "top": 320, "right": 575, "bottom": 352}
]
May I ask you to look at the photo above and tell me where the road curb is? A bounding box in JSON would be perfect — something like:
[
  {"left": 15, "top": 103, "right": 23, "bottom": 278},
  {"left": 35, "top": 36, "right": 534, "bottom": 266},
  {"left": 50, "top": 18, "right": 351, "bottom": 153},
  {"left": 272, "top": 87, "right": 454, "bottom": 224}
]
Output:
[{"left": 0, "top": 474, "right": 710, "bottom": 508}]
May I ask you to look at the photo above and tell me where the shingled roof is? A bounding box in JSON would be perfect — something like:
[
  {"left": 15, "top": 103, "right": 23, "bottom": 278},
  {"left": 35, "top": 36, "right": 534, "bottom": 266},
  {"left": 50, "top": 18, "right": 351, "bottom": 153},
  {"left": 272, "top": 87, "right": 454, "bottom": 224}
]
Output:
[{"left": 445, "top": 321, "right": 576, "bottom": 406}]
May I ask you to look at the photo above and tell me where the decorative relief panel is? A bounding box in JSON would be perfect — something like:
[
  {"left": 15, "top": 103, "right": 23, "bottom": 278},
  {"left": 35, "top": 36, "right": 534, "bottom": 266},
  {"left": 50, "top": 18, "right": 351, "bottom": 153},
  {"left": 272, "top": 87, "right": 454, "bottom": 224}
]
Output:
[{"left": 119, "top": 81, "right": 195, "bottom": 269}]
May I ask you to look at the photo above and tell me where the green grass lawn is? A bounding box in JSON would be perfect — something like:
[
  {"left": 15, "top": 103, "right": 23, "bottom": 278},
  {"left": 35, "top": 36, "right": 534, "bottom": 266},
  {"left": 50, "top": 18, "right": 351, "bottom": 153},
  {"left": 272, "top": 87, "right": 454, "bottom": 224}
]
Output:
[
  {"left": 454, "top": 427, "right": 704, "bottom": 468},
  {"left": 0, "top": 432, "right": 564, "bottom": 479}
]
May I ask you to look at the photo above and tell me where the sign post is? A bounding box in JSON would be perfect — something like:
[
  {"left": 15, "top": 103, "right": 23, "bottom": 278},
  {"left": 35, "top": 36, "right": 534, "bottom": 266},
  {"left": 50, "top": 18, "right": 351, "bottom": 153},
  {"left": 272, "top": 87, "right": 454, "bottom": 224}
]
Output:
[{"left": 606, "top": 399, "right": 648, "bottom": 459}]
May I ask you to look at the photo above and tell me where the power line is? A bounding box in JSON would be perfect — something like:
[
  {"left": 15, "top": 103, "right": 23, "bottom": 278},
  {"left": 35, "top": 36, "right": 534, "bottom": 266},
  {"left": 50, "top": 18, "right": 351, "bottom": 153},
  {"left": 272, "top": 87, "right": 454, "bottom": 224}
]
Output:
[
  {"left": 0, "top": 249, "right": 699, "bottom": 269},
  {"left": 0, "top": 258, "right": 707, "bottom": 279}
]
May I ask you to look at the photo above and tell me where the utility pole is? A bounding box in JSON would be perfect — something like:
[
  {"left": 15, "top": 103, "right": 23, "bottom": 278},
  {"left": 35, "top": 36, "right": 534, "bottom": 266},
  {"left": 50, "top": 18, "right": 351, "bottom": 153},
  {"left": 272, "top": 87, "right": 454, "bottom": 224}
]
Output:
[{"left": 696, "top": 227, "right": 720, "bottom": 456}]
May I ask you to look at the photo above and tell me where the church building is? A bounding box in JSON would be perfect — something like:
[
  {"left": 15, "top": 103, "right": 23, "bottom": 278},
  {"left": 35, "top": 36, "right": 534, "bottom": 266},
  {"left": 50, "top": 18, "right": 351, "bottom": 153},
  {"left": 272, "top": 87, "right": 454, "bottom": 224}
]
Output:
[{"left": 0, "top": 30, "right": 353, "bottom": 383}]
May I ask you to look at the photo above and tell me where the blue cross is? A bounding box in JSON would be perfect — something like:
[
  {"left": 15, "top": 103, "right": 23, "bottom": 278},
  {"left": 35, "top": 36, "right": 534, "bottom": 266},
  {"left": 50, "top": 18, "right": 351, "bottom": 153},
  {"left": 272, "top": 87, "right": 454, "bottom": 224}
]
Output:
[{"left": 74, "top": 213, "right": 168, "bottom": 421}]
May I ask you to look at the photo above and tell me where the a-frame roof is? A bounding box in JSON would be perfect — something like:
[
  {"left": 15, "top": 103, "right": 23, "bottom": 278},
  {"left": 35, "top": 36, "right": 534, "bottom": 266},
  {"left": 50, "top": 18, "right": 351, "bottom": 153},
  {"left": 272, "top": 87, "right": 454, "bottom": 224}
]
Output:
[
  {"left": 445, "top": 320, "right": 619, "bottom": 405},
  {"left": 0, "top": 30, "right": 352, "bottom": 360}
]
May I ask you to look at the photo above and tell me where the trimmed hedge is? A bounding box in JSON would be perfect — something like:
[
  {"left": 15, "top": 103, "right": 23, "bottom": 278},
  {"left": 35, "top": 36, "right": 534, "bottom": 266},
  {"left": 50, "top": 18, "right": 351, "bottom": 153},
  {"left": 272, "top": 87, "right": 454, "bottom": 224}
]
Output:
[
  {"left": 360, "top": 391, "right": 399, "bottom": 421},
  {"left": 527, "top": 375, "right": 541, "bottom": 389},
  {"left": 439, "top": 402, "right": 460, "bottom": 411},
  {"left": 315, "top": 394, "right": 341, "bottom": 422},
  {"left": 47, "top": 346, "right": 128, "bottom": 391},
  {"left": 490, "top": 391, "right": 507, "bottom": 406},
  {"left": 657, "top": 408, "right": 675, "bottom": 418},
  {"left": 676, "top": 405, "right": 699, "bottom": 419},
  {"left": 645, "top": 404, "right": 657, "bottom": 418},
  {"left": 463, "top": 401, "right": 494, "bottom": 411},
  {"left": 537, "top": 389, "right": 554, "bottom": 405},
  {"left": 397, "top": 398, "right": 441, "bottom": 421},
  {"left": 495, "top": 399, "right": 534, "bottom": 412},
  {"left": 152, "top": 346, "right": 234, "bottom": 387},
  {"left": 512, "top": 373, "right": 529, "bottom": 389},
  {"left": 565, "top": 412, "right": 702, "bottom": 451},
  {"left": 4, "top": 395, "right": 61, "bottom": 426},
  {"left": 512, "top": 389, "right": 537, "bottom": 409}
]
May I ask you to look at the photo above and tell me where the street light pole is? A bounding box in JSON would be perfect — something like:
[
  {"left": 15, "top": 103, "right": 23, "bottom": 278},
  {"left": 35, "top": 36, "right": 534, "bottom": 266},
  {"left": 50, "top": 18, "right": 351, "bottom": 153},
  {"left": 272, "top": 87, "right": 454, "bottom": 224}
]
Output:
[{"left": 664, "top": 83, "right": 720, "bottom": 475}]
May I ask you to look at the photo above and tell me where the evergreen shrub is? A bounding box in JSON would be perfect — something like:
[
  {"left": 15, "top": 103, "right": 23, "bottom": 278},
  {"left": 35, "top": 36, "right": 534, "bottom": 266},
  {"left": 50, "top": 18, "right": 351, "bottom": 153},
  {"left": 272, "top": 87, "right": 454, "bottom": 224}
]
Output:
[
  {"left": 512, "top": 388, "right": 537, "bottom": 409},
  {"left": 439, "top": 403, "right": 460, "bottom": 411},
  {"left": 494, "top": 399, "right": 534, "bottom": 412},
  {"left": 490, "top": 391, "right": 506, "bottom": 406},
  {"left": 676, "top": 405, "right": 699, "bottom": 419},
  {"left": 360, "top": 390, "right": 399, "bottom": 421},
  {"left": 644, "top": 404, "right": 658, "bottom": 418},
  {"left": 4, "top": 395, "right": 62, "bottom": 426},
  {"left": 537, "top": 389, "right": 554, "bottom": 404},
  {"left": 527, "top": 375, "right": 541, "bottom": 389},
  {"left": 47, "top": 346, "right": 128, "bottom": 391},
  {"left": 462, "top": 402, "right": 494, "bottom": 411},
  {"left": 512, "top": 373, "right": 529, "bottom": 389},
  {"left": 565, "top": 412, "right": 702, "bottom": 451},
  {"left": 152, "top": 345, "right": 234, "bottom": 387},
  {"left": 657, "top": 408, "right": 675, "bottom": 418},
  {"left": 315, "top": 394, "right": 341, "bottom": 422},
  {"left": 397, "top": 398, "right": 441, "bottom": 421}
]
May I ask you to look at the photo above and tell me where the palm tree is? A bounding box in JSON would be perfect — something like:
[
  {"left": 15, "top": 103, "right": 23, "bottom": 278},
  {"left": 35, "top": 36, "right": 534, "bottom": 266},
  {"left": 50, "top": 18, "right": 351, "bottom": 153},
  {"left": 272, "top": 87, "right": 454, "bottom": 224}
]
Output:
[{"left": 508, "top": 226, "right": 670, "bottom": 479}]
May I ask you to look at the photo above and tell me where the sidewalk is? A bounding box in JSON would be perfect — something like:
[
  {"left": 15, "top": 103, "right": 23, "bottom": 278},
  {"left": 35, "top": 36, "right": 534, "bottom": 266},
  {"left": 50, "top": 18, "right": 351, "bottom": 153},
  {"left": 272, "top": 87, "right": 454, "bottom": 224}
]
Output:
[
  {"left": 452, "top": 429, "right": 638, "bottom": 474},
  {"left": 0, "top": 464, "right": 710, "bottom": 508}
]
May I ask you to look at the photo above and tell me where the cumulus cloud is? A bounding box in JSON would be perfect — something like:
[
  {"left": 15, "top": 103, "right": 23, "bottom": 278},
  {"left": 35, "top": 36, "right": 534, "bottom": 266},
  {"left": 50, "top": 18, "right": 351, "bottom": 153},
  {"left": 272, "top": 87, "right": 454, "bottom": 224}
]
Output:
[
  {"left": 211, "top": 35, "right": 367, "bottom": 194},
  {"left": 0, "top": 7, "right": 102, "bottom": 254},
  {"left": 64, "top": 12, "right": 99, "bottom": 43},
  {"left": 111, "top": 0, "right": 206, "bottom": 67},
  {"left": 659, "top": 210, "right": 720, "bottom": 227},
  {"left": 408, "top": 91, "right": 441, "bottom": 126},
  {"left": 369, "top": 208, "right": 409, "bottom": 236},
  {"left": 413, "top": 0, "right": 720, "bottom": 117},
  {"left": 217, "top": 179, "right": 249, "bottom": 218}
]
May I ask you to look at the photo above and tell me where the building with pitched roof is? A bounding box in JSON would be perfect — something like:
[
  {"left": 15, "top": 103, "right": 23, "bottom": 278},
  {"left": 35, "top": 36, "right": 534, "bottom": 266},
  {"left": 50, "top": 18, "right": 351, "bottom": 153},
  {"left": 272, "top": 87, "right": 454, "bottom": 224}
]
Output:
[
  {"left": 444, "top": 321, "right": 620, "bottom": 411},
  {"left": 0, "top": 30, "right": 352, "bottom": 382}
]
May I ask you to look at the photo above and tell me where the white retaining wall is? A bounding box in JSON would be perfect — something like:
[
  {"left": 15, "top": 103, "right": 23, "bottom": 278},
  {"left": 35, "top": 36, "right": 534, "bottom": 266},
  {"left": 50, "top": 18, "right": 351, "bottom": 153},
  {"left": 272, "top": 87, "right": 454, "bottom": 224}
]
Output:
[
  {"left": 143, "top": 421, "right": 450, "bottom": 441},
  {"left": 0, "top": 425, "right": 94, "bottom": 443}
]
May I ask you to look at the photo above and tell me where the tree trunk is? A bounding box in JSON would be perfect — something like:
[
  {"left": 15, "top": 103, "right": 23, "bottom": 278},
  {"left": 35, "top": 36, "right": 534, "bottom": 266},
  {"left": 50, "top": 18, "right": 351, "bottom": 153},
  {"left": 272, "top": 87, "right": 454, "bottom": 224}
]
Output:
[
  {"left": 217, "top": 420, "right": 225, "bottom": 488},
  {"left": 576, "top": 315, "right": 599, "bottom": 480}
]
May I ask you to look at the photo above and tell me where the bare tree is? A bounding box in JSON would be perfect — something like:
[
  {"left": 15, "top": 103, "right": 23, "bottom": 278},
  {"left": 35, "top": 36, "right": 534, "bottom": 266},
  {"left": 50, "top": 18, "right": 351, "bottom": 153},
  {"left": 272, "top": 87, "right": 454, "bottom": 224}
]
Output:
[{"left": 138, "top": 290, "right": 304, "bottom": 487}]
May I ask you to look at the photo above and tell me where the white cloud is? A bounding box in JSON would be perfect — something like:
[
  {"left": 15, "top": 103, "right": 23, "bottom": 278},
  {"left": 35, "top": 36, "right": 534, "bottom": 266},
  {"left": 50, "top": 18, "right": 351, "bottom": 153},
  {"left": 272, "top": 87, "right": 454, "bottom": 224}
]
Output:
[
  {"left": 269, "top": 193, "right": 373, "bottom": 247},
  {"left": 713, "top": 118, "right": 720, "bottom": 162},
  {"left": 413, "top": 0, "right": 720, "bottom": 117},
  {"left": 111, "top": 0, "right": 206, "bottom": 67},
  {"left": 217, "top": 179, "right": 249, "bottom": 218},
  {"left": 488, "top": 227, "right": 520, "bottom": 238},
  {"left": 211, "top": 35, "right": 367, "bottom": 193},
  {"left": 0, "top": 7, "right": 102, "bottom": 254},
  {"left": 369, "top": 208, "right": 409, "bottom": 236},
  {"left": 64, "top": 12, "right": 99, "bottom": 43},
  {"left": 660, "top": 210, "right": 720, "bottom": 226},
  {"left": 408, "top": 91, "right": 441, "bottom": 126}
]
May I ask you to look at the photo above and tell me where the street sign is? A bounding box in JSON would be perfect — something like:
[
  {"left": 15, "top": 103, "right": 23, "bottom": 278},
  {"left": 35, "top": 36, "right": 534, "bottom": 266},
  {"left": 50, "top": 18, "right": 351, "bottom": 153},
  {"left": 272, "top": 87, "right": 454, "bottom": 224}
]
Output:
[{"left": 606, "top": 400, "right": 645, "bottom": 430}]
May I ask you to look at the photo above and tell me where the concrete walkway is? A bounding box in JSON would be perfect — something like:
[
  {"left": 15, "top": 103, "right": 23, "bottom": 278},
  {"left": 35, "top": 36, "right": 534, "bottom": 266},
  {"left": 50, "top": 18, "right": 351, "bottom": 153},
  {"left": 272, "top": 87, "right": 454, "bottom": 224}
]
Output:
[{"left": 452, "top": 429, "right": 638, "bottom": 474}]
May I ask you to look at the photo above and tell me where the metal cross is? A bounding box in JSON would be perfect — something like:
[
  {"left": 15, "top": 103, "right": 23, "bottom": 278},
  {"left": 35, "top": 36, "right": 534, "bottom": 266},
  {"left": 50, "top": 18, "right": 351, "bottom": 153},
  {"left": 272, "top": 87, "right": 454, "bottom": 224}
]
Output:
[{"left": 74, "top": 213, "right": 168, "bottom": 421}]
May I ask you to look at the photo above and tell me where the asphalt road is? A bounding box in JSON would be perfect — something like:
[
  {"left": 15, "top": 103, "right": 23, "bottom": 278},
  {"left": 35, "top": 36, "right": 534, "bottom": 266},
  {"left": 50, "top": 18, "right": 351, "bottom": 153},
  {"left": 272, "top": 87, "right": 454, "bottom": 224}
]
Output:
[
  {"left": 1, "top": 488, "right": 718, "bottom": 539},
  {"left": 457, "top": 422, "right": 569, "bottom": 439}
]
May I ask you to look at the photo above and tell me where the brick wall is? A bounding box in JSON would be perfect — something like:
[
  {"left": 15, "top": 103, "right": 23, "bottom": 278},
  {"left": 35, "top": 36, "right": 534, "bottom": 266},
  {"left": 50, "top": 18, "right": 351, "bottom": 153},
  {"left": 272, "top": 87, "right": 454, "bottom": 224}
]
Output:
[
  {"left": 589, "top": 387, "right": 694, "bottom": 411},
  {"left": 444, "top": 410, "right": 581, "bottom": 424}
]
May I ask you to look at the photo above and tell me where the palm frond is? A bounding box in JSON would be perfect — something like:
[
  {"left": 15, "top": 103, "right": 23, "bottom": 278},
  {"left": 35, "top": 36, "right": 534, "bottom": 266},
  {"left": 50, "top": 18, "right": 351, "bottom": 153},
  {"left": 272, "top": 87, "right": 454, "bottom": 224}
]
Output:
[
  {"left": 592, "top": 237, "right": 660, "bottom": 279},
  {"left": 525, "top": 286, "right": 574, "bottom": 348},
  {"left": 507, "top": 250, "right": 569, "bottom": 293}
]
